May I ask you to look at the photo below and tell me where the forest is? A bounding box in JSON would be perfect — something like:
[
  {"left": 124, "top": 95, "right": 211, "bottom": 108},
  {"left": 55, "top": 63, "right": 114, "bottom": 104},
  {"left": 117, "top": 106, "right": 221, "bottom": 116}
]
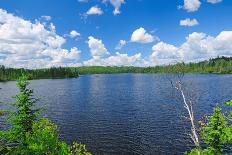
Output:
[
  {"left": 1, "top": 56, "right": 232, "bottom": 81},
  {"left": 0, "top": 67, "right": 80, "bottom": 81},
  {"left": 76, "top": 56, "right": 232, "bottom": 74}
]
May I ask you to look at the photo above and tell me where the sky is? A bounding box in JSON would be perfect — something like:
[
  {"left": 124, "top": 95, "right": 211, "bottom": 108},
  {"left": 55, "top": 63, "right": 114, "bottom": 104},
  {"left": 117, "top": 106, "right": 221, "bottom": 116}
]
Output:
[{"left": 0, "top": 0, "right": 232, "bottom": 68}]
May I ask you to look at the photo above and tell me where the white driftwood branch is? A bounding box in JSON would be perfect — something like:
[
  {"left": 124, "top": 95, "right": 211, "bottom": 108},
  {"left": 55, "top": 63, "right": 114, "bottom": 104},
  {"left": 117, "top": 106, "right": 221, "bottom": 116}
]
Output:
[{"left": 176, "top": 80, "right": 200, "bottom": 148}]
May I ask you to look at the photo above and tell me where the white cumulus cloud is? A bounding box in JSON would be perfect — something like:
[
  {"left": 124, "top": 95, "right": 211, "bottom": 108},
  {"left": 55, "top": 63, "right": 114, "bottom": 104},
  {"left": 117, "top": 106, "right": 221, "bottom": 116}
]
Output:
[
  {"left": 151, "top": 42, "right": 180, "bottom": 65},
  {"left": 0, "top": 9, "right": 81, "bottom": 68},
  {"left": 87, "top": 36, "right": 109, "bottom": 59},
  {"left": 86, "top": 6, "right": 103, "bottom": 15},
  {"left": 180, "top": 18, "right": 199, "bottom": 27},
  {"left": 103, "top": 0, "right": 125, "bottom": 15},
  {"left": 69, "top": 30, "right": 80, "bottom": 38},
  {"left": 115, "top": 40, "right": 126, "bottom": 50},
  {"left": 85, "top": 36, "right": 142, "bottom": 66},
  {"left": 183, "top": 0, "right": 201, "bottom": 12},
  {"left": 131, "top": 27, "right": 157, "bottom": 43},
  {"left": 149, "top": 31, "right": 232, "bottom": 66},
  {"left": 84, "top": 52, "right": 142, "bottom": 66}
]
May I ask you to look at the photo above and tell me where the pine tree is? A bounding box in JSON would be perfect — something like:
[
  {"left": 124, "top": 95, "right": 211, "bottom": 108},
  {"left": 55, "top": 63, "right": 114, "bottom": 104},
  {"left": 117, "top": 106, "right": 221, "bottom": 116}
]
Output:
[
  {"left": 0, "top": 76, "right": 91, "bottom": 155},
  {"left": 0, "top": 75, "right": 40, "bottom": 152}
]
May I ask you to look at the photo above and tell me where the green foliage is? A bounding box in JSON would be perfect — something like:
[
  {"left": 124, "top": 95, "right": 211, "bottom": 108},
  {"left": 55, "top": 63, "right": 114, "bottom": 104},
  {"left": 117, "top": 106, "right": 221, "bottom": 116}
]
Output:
[
  {"left": 0, "top": 75, "right": 40, "bottom": 148},
  {"left": 71, "top": 142, "right": 92, "bottom": 155},
  {"left": 188, "top": 104, "right": 232, "bottom": 155},
  {"left": 0, "top": 66, "right": 79, "bottom": 81},
  {"left": 0, "top": 76, "right": 91, "bottom": 155},
  {"left": 22, "top": 118, "right": 71, "bottom": 155},
  {"left": 201, "top": 105, "right": 229, "bottom": 154},
  {"left": 67, "top": 57, "right": 232, "bottom": 74},
  {"left": 224, "top": 100, "right": 232, "bottom": 106},
  {"left": 187, "top": 147, "right": 224, "bottom": 155}
]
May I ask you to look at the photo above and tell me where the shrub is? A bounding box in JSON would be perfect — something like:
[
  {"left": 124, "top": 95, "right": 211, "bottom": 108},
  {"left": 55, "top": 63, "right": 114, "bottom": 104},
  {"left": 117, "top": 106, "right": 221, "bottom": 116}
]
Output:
[{"left": 0, "top": 76, "right": 91, "bottom": 155}]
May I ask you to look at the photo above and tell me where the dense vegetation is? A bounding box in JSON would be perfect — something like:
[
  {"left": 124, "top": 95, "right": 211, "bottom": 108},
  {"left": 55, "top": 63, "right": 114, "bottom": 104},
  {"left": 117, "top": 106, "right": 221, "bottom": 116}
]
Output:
[
  {"left": 188, "top": 101, "right": 232, "bottom": 155},
  {"left": 1, "top": 57, "right": 232, "bottom": 81},
  {"left": 0, "top": 76, "right": 91, "bottom": 155},
  {"left": 76, "top": 57, "right": 232, "bottom": 74},
  {"left": 0, "top": 66, "right": 79, "bottom": 81}
]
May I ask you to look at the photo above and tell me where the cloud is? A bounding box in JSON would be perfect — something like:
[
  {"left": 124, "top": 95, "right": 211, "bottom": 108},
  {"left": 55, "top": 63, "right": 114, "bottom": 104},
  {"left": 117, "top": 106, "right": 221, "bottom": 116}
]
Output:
[
  {"left": 0, "top": 9, "right": 81, "bottom": 68},
  {"left": 85, "top": 36, "right": 142, "bottom": 66},
  {"left": 69, "top": 30, "right": 80, "bottom": 38},
  {"left": 150, "top": 42, "right": 180, "bottom": 65},
  {"left": 131, "top": 27, "right": 157, "bottom": 43},
  {"left": 87, "top": 36, "right": 109, "bottom": 59},
  {"left": 41, "top": 15, "right": 52, "bottom": 21},
  {"left": 181, "top": 0, "right": 222, "bottom": 12},
  {"left": 207, "top": 0, "right": 223, "bottom": 4},
  {"left": 149, "top": 31, "right": 232, "bottom": 65},
  {"left": 83, "top": 52, "right": 142, "bottom": 66},
  {"left": 103, "top": 0, "right": 125, "bottom": 15},
  {"left": 115, "top": 40, "right": 126, "bottom": 50},
  {"left": 180, "top": 18, "right": 199, "bottom": 27},
  {"left": 86, "top": 6, "right": 103, "bottom": 15},
  {"left": 183, "top": 0, "right": 201, "bottom": 12}
]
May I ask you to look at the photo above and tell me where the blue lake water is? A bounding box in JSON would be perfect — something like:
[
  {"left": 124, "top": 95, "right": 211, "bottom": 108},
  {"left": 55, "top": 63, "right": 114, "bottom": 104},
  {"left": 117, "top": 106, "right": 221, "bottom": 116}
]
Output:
[{"left": 1, "top": 74, "right": 232, "bottom": 155}]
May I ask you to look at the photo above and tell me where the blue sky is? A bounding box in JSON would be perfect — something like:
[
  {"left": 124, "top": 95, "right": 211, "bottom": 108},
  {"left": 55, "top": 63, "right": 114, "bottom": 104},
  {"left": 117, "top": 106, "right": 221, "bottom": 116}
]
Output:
[{"left": 0, "top": 0, "right": 231, "bottom": 68}]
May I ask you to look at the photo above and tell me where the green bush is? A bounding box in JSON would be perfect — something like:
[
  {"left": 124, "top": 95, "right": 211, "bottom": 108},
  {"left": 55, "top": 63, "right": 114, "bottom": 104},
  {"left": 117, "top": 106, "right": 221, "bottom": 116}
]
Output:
[
  {"left": 188, "top": 104, "right": 232, "bottom": 155},
  {"left": 0, "top": 76, "right": 91, "bottom": 155}
]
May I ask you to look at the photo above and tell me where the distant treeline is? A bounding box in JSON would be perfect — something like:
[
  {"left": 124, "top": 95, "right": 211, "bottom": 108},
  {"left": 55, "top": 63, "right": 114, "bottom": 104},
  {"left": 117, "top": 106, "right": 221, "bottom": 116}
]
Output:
[
  {"left": 0, "top": 67, "right": 79, "bottom": 81},
  {"left": 72, "top": 56, "right": 232, "bottom": 74},
  {"left": 1, "top": 56, "right": 232, "bottom": 81}
]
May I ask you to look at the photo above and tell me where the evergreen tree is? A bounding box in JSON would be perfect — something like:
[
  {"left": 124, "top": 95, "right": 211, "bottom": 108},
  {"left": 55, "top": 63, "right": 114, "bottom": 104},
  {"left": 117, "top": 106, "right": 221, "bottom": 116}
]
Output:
[
  {"left": 0, "top": 75, "right": 40, "bottom": 151},
  {"left": 0, "top": 76, "right": 91, "bottom": 155}
]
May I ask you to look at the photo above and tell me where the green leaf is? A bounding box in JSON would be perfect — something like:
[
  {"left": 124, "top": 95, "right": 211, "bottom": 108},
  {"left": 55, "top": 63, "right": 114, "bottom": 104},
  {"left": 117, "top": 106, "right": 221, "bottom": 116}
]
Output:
[
  {"left": 228, "top": 111, "right": 232, "bottom": 119},
  {"left": 224, "top": 100, "right": 232, "bottom": 106}
]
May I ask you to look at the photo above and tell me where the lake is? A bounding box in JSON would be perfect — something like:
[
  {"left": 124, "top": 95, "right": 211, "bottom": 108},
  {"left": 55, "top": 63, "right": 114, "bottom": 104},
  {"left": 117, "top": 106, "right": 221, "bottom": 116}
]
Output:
[{"left": 1, "top": 74, "right": 232, "bottom": 155}]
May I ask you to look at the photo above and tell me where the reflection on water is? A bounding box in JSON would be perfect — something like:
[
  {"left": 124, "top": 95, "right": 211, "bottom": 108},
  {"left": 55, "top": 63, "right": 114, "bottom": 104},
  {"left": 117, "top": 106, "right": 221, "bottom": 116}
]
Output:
[{"left": 1, "top": 74, "right": 232, "bottom": 155}]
